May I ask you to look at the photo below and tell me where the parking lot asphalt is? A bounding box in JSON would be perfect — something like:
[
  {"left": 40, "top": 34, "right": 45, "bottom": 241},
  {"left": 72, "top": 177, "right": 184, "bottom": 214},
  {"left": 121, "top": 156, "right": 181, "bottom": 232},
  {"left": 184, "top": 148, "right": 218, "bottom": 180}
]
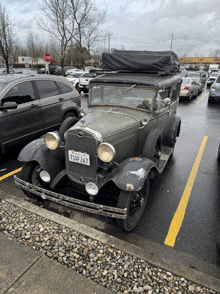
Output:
[{"left": 1, "top": 189, "right": 220, "bottom": 294}]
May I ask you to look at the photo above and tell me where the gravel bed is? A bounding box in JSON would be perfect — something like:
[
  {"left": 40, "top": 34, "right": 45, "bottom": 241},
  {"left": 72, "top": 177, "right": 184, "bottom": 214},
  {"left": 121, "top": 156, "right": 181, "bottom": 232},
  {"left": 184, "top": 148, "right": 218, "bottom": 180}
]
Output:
[{"left": 0, "top": 199, "right": 219, "bottom": 294}]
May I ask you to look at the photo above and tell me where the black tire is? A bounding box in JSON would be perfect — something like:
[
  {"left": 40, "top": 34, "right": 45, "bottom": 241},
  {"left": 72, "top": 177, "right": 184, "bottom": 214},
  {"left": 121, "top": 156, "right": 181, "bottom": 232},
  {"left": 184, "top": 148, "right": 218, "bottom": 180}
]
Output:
[
  {"left": 218, "top": 144, "right": 220, "bottom": 161},
  {"left": 83, "top": 88, "right": 89, "bottom": 94},
  {"left": 75, "top": 83, "right": 81, "bottom": 93},
  {"left": 142, "top": 129, "right": 162, "bottom": 161},
  {"left": 63, "top": 112, "right": 77, "bottom": 121},
  {"left": 116, "top": 176, "right": 150, "bottom": 231},
  {"left": 59, "top": 117, "right": 79, "bottom": 141},
  {"left": 208, "top": 96, "right": 213, "bottom": 104},
  {"left": 19, "top": 162, "right": 46, "bottom": 201},
  {"left": 164, "top": 118, "right": 180, "bottom": 148}
]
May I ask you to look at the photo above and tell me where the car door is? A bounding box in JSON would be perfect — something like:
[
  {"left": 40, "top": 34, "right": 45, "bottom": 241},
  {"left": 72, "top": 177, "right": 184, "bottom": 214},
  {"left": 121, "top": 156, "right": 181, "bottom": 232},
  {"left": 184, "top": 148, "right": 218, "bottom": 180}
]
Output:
[
  {"left": 0, "top": 81, "right": 43, "bottom": 150},
  {"left": 151, "top": 86, "right": 171, "bottom": 137},
  {"left": 34, "top": 80, "right": 64, "bottom": 130},
  {"left": 191, "top": 80, "right": 198, "bottom": 95},
  {"left": 215, "top": 76, "right": 220, "bottom": 96}
]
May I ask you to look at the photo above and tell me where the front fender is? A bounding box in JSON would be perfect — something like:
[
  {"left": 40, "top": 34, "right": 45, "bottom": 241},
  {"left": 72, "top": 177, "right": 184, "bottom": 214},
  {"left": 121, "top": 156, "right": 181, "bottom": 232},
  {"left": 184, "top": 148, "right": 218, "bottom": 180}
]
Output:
[
  {"left": 111, "top": 157, "right": 156, "bottom": 191},
  {"left": 18, "top": 138, "right": 65, "bottom": 183}
]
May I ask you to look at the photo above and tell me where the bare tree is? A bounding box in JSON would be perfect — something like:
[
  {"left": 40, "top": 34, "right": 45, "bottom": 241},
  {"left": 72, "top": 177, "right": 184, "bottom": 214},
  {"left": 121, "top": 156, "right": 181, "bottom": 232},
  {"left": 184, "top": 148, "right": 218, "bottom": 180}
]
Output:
[
  {"left": 210, "top": 49, "right": 220, "bottom": 58},
  {"left": 0, "top": 4, "right": 14, "bottom": 73},
  {"left": 69, "top": 0, "right": 108, "bottom": 69},
  {"left": 26, "top": 32, "right": 43, "bottom": 65},
  {"left": 37, "top": 0, "right": 76, "bottom": 74}
]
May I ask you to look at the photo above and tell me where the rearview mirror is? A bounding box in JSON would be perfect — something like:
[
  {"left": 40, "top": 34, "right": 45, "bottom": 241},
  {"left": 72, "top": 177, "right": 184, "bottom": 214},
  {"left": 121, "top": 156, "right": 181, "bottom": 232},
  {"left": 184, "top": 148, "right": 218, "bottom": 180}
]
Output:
[{"left": 163, "top": 98, "right": 171, "bottom": 105}]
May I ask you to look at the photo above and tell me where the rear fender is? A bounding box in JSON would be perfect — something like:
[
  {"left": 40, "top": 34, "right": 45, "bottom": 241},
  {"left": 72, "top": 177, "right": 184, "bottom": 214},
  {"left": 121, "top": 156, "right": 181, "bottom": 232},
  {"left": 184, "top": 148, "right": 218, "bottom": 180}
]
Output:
[
  {"left": 111, "top": 157, "right": 156, "bottom": 191},
  {"left": 18, "top": 138, "right": 65, "bottom": 182}
]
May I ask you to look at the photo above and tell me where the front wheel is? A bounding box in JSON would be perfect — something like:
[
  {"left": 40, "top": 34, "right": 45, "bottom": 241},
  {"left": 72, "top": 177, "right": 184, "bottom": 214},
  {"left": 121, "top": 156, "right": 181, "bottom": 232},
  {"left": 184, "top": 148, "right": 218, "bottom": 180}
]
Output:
[
  {"left": 19, "top": 162, "right": 46, "bottom": 201},
  {"left": 116, "top": 177, "right": 150, "bottom": 231}
]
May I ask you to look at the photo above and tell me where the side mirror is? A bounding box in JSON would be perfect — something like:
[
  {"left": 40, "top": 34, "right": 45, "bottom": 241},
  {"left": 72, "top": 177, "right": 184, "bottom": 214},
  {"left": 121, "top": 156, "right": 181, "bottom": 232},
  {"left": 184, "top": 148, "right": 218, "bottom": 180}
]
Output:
[
  {"left": 0, "top": 101, "right": 18, "bottom": 110},
  {"left": 163, "top": 98, "right": 171, "bottom": 105}
]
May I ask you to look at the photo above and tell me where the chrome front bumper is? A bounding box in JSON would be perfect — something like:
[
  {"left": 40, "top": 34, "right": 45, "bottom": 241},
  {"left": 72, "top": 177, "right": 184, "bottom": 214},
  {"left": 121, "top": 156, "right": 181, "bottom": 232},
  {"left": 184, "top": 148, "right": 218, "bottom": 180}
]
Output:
[{"left": 14, "top": 176, "right": 127, "bottom": 219}]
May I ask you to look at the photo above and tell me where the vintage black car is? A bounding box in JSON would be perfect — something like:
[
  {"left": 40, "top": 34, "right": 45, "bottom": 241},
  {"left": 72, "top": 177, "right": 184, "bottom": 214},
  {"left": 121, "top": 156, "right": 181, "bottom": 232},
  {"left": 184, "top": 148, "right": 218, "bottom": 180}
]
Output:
[{"left": 15, "top": 51, "right": 182, "bottom": 231}]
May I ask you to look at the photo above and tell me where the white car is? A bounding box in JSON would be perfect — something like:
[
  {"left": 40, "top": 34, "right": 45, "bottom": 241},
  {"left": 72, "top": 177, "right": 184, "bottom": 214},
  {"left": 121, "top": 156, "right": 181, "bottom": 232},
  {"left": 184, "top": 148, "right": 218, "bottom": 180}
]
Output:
[
  {"left": 179, "top": 77, "right": 200, "bottom": 101},
  {"left": 79, "top": 72, "right": 101, "bottom": 93},
  {"left": 65, "top": 68, "right": 81, "bottom": 76},
  {"left": 66, "top": 71, "right": 85, "bottom": 92}
]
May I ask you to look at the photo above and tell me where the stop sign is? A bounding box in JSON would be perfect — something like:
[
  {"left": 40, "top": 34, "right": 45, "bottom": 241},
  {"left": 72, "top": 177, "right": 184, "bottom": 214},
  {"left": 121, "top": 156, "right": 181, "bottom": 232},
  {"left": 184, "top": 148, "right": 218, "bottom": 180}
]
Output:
[{"left": 44, "top": 53, "right": 51, "bottom": 63}]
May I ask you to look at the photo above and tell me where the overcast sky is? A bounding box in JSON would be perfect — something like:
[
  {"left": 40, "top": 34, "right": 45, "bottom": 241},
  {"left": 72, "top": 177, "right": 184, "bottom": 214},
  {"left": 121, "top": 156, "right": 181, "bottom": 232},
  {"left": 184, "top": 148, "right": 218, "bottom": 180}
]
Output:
[{"left": 2, "top": 0, "right": 220, "bottom": 57}]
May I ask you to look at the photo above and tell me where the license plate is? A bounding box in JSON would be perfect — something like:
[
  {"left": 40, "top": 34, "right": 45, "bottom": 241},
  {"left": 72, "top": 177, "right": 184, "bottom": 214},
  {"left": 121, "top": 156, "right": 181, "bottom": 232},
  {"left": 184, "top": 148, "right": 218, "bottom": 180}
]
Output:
[{"left": 68, "top": 150, "right": 90, "bottom": 166}]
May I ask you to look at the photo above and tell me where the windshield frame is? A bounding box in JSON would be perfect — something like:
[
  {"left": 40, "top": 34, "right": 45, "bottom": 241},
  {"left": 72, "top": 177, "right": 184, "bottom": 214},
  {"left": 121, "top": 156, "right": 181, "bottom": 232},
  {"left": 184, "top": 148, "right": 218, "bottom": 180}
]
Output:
[{"left": 89, "top": 83, "right": 157, "bottom": 113}]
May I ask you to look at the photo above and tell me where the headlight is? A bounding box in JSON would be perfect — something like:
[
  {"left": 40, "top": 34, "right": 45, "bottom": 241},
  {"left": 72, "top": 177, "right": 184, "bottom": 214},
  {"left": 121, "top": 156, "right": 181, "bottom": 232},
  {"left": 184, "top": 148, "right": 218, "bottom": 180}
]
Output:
[
  {"left": 80, "top": 110, "right": 86, "bottom": 117},
  {"left": 44, "top": 132, "right": 61, "bottom": 150},
  {"left": 85, "top": 182, "right": 99, "bottom": 195},
  {"left": 40, "top": 170, "right": 51, "bottom": 182},
  {"left": 97, "top": 143, "right": 115, "bottom": 162}
]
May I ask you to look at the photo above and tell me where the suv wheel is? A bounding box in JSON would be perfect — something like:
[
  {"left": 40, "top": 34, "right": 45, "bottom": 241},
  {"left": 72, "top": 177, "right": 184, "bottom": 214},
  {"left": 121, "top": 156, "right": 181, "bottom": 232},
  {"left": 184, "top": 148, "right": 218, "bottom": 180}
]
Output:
[
  {"left": 142, "top": 129, "right": 162, "bottom": 161},
  {"left": 116, "top": 176, "right": 150, "bottom": 231},
  {"left": 59, "top": 116, "right": 79, "bottom": 141}
]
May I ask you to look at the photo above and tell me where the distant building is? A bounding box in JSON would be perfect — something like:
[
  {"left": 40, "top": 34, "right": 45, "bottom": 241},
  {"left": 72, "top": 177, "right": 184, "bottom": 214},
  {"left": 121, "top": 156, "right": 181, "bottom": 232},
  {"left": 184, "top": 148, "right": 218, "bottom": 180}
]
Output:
[{"left": 16, "top": 56, "right": 45, "bottom": 65}]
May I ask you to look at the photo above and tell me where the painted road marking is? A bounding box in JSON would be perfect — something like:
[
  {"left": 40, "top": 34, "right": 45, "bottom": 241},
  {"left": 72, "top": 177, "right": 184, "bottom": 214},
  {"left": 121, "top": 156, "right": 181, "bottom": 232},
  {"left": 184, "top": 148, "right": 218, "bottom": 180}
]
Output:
[
  {"left": 196, "top": 92, "right": 208, "bottom": 104},
  {"left": 0, "top": 167, "right": 22, "bottom": 181},
  {"left": 164, "top": 136, "right": 208, "bottom": 247}
]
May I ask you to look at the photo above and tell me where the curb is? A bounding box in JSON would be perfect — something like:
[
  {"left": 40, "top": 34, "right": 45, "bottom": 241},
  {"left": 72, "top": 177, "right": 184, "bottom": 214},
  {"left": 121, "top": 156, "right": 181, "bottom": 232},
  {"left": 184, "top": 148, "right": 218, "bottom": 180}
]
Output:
[{"left": 4, "top": 194, "right": 220, "bottom": 293}]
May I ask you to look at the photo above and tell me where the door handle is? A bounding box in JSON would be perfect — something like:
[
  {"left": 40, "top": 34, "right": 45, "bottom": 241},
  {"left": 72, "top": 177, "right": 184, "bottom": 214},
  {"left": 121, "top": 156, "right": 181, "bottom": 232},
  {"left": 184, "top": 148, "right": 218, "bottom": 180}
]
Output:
[
  {"left": 30, "top": 104, "right": 38, "bottom": 108},
  {"left": 59, "top": 97, "right": 64, "bottom": 101}
]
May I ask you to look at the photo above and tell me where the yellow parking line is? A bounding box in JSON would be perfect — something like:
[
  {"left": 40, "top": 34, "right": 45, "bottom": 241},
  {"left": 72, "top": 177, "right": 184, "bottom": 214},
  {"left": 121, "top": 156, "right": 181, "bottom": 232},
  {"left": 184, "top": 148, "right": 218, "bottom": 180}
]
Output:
[
  {"left": 196, "top": 92, "right": 208, "bottom": 104},
  {"left": 164, "top": 136, "right": 208, "bottom": 247},
  {"left": 0, "top": 167, "right": 22, "bottom": 181}
]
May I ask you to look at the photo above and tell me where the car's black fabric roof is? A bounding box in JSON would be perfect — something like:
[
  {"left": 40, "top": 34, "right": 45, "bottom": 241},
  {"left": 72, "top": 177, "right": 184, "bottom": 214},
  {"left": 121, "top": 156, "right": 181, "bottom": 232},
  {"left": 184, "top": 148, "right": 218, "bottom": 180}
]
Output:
[{"left": 91, "top": 72, "right": 182, "bottom": 87}]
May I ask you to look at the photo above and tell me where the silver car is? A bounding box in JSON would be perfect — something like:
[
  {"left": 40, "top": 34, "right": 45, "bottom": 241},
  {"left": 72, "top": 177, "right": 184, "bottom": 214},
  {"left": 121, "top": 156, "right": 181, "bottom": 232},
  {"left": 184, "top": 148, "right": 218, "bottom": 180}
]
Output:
[
  {"left": 208, "top": 74, "right": 220, "bottom": 103},
  {"left": 179, "top": 77, "right": 200, "bottom": 101}
]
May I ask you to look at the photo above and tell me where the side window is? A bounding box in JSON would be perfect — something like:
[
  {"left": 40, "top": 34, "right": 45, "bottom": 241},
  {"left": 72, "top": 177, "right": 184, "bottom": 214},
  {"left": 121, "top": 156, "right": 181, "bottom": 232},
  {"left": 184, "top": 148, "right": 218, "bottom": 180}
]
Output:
[
  {"left": 156, "top": 87, "right": 171, "bottom": 110},
  {"left": 35, "top": 80, "right": 60, "bottom": 99},
  {"left": 56, "top": 81, "right": 73, "bottom": 94},
  {"left": 171, "top": 84, "right": 178, "bottom": 102},
  {"left": 2, "top": 81, "right": 35, "bottom": 104}
]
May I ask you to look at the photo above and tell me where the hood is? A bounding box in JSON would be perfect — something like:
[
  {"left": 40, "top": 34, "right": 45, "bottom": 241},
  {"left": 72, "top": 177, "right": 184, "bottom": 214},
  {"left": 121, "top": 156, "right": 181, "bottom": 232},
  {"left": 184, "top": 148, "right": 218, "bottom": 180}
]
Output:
[{"left": 74, "top": 109, "right": 139, "bottom": 140}]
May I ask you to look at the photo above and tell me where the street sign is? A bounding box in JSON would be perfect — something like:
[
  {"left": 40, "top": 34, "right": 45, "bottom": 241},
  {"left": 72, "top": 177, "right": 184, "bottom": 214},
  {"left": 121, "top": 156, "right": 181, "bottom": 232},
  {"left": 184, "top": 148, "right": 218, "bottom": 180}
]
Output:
[{"left": 44, "top": 53, "right": 51, "bottom": 63}]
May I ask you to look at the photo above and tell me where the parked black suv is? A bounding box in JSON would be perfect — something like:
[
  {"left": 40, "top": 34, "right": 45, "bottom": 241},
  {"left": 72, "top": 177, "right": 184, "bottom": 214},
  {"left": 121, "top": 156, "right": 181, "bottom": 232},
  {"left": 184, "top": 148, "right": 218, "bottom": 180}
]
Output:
[
  {"left": 15, "top": 51, "right": 182, "bottom": 231},
  {"left": 0, "top": 74, "right": 82, "bottom": 158}
]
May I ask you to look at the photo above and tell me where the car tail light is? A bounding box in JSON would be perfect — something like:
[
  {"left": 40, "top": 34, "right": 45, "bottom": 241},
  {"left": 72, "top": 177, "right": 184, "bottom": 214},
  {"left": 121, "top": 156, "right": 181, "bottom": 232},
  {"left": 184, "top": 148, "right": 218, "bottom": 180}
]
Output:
[
  {"left": 78, "top": 92, "right": 81, "bottom": 101},
  {"left": 183, "top": 87, "right": 189, "bottom": 90},
  {"left": 211, "top": 85, "right": 215, "bottom": 89}
]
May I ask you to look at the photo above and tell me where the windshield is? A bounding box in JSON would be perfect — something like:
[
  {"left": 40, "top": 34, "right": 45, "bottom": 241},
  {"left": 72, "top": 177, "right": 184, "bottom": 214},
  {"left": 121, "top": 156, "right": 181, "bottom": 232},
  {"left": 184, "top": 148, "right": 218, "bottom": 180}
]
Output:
[
  {"left": 90, "top": 85, "right": 156, "bottom": 111},
  {"left": 182, "top": 78, "right": 190, "bottom": 84},
  {"left": 188, "top": 72, "right": 200, "bottom": 78},
  {"left": 69, "top": 73, "right": 83, "bottom": 78}
]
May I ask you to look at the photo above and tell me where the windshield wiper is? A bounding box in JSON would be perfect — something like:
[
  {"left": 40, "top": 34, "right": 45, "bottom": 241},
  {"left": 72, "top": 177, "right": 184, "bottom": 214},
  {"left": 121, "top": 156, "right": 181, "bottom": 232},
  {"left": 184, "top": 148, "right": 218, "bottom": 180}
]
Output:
[{"left": 119, "top": 84, "right": 136, "bottom": 96}]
